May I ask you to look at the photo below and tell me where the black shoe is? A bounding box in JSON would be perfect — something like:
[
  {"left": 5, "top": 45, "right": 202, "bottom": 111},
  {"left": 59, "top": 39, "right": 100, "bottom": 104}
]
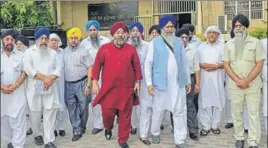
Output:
[
  {"left": 249, "top": 146, "right": 258, "bottom": 148},
  {"left": 225, "top": 123, "right": 234, "bottom": 129},
  {"left": 160, "top": 124, "right": 164, "bottom": 130},
  {"left": 235, "top": 140, "right": 244, "bottom": 148},
  {"left": 7, "top": 143, "right": 13, "bottom": 148},
  {"left": 59, "top": 130, "right": 66, "bottom": 137},
  {"left": 105, "top": 129, "right": 112, "bottom": 140},
  {"left": 120, "top": 142, "right": 129, "bottom": 148},
  {"left": 91, "top": 128, "right": 103, "bottom": 135},
  {"left": 130, "top": 128, "right": 137, "bottom": 135},
  {"left": 72, "top": 135, "right": 82, "bottom": 142},
  {"left": 44, "top": 142, "right": 57, "bottom": 148},
  {"left": 34, "top": 135, "right": 44, "bottom": 146},
  {"left": 54, "top": 130, "right": 58, "bottom": 137},
  {"left": 140, "top": 138, "right": 151, "bottom": 145},
  {"left": 26, "top": 128, "right": 33, "bottom": 135},
  {"left": 244, "top": 129, "right": 248, "bottom": 134},
  {"left": 81, "top": 130, "right": 86, "bottom": 135},
  {"left": 189, "top": 133, "right": 199, "bottom": 140}
]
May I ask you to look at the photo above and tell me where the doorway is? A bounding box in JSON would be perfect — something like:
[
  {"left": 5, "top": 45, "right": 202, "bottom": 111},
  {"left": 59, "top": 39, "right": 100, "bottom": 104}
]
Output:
[{"left": 175, "top": 13, "right": 191, "bottom": 29}]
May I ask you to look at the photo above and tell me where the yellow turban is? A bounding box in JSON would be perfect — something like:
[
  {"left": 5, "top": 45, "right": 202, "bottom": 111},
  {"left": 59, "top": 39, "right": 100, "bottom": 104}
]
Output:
[{"left": 67, "top": 27, "right": 82, "bottom": 39}]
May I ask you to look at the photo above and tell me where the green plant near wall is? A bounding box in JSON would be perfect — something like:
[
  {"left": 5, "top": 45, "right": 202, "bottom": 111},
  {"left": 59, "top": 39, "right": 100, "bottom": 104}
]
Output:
[
  {"left": 249, "top": 28, "right": 268, "bottom": 39},
  {"left": 0, "top": 1, "right": 54, "bottom": 29}
]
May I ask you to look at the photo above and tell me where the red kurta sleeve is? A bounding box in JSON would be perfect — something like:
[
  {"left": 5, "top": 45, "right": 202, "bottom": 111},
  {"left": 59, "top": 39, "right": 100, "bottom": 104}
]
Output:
[
  {"left": 92, "top": 46, "right": 105, "bottom": 80},
  {"left": 131, "top": 47, "right": 143, "bottom": 81}
]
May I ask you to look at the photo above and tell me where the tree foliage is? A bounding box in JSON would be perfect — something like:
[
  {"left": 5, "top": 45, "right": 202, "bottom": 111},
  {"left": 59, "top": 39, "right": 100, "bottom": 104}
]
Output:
[{"left": 0, "top": 1, "right": 54, "bottom": 29}]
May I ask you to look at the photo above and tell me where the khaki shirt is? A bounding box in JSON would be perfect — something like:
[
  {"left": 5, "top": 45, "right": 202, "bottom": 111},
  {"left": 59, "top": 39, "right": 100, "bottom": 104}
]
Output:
[{"left": 223, "top": 35, "right": 264, "bottom": 89}]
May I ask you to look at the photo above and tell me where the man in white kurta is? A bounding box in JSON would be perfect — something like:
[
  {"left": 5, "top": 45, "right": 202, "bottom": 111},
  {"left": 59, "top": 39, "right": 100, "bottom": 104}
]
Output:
[
  {"left": 261, "top": 38, "right": 267, "bottom": 135},
  {"left": 128, "top": 22, "right": 152, "bottom": 145},
  {"left": 23, "top": 27, "right": 61, "bottom": 148},
  {"left": 194, "top": 26, "right": 225, "bottom": 136},
  {"left": 1, "top": 30, "right": 27, "bottom": 148},
  {"left": 145, "top": 15, "right": 191, "bottom": 148},
  {"left": 81, "top": 20, "right": 110, "bottom": 135},
  {"left": 49, "top": 33, "right": 68, "bottom": 137}
]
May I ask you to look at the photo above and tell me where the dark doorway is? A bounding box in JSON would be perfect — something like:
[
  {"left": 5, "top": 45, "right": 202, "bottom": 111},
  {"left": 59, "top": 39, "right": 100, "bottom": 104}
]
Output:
[{"left": 175, "top": 13, "right": 191, "bottom": 29}]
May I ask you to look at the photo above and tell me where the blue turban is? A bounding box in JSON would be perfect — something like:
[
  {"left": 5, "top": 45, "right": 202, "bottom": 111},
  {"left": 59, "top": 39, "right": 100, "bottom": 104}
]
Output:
[
  {"left": 159, "top": 15, "right": 176, "bottom": 29},
  {"left": 34, "top": 27, "right": 50, "bottom": 40},
  {"left": 129, "top": 22, "right": 144, "bottom": 34},
  {"left": 86, "top": 20, "right": 100, "bottom": 31}
]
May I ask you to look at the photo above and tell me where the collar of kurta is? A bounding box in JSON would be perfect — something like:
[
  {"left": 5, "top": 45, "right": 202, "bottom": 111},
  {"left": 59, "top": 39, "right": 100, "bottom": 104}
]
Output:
[
  {"left": 69, "top": 43, "right": 82, "bottom": 51},
  {"left": 231, "top": 35, "right": 254, "bottom": 43}
]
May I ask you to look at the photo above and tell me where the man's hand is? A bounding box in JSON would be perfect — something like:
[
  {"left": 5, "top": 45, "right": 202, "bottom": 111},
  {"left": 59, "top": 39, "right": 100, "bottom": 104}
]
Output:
[
  {"left": 134, "top": 81, "right": 141, "bottom": 95},
  {"left": 43, "top": 76, "right": 54, "bottom": 86},
  {"left": 92, "top": 80, "right": 99, "bottom": 96},
  {"left": 84, "top": 83, "right": 91, "bottom": 96},
  {"left": 186, "top": 84, "right": 191, "bottom": 94},
  {"left": 7, "top": 83, "right": 19, "bottom": 92},
  {"left": 194, "top": 84, "right": 200, "bottom": 94},
  {"left": 236, "top": 79, "right": 249, "bottom": 89},
  {"left": 1, "top": 84, "right": 13, "bottom": 94},
  {"left": 147, "top": 85, "right": 154, "bottom": 96}
]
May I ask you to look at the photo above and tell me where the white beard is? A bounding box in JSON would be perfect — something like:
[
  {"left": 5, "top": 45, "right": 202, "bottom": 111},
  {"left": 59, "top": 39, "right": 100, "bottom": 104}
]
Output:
[{"left": 234, "top": 29, "right": 247, "bottom": 60}]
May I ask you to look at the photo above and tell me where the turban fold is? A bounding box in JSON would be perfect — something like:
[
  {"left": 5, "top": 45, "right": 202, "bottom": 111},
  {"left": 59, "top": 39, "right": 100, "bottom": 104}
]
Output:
[
  {"left": 86, "top": 20, "right": 100, "bottom": 31},
  {"left": 181, "top": 23, "right": 195, "bottom": 32},
  {"left": 149, "top": 25, "right": 161, "bottom": 35},
  {"left": 204, "top": 26, "right": 224, "bottom": 43},
  {"left": 110, "top": 21, "right": 127, "bottom": 36},
  {"left": 159, "top": 15, "right": 176, "bottom": 29},
  {"left": 232, "top": 14, "right": 249, "bottom": 28},
  {"left": 129, "top": 22, "right": 144, "bottom": 34},
  {"left": 1, "top": 29, "right": 18, "bottom": 39},
  {"left": 175, "top": 27, "right": 190, "bottom": 37},
  {"left": 49, "top": 33, "right": 62, "bottom": 46},
  {"left": 67, "top": 27, "right": 82, "bottom": 40},
  {"left": 15, "top": 36, "right": 29, "bottom": 47},
  {"left": 35, "top": 27, "right": 50, "bottom": 40}
]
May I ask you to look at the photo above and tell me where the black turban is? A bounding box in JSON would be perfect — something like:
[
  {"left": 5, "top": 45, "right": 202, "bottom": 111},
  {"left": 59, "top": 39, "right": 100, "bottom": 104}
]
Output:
[
  {"left": 1, "top": 29, "right": 19, "bottom": 39},
  {"left": 232, "top": 14, "right": 250, "bottom": 28},
  {"left": 175, "top": 27, "right": 190, "bottom": 37},
  {"left": 181, "top": 23, "right": 195, "bottom": 32},
  {"left": 16, "top": 36, "right": 29, "bottom": 47},
  {"left": 149, "top": 25, "right": 161, "bottom": 35}
]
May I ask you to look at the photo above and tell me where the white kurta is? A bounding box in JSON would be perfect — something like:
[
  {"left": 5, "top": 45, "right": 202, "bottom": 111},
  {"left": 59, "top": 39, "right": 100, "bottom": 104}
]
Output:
[
  {"left": 261, "top": 38, "right": 267, "bottom": 117},
  {"left": 82, "top": 35, "right": 110, "bottom": 129},
  {"left": 145, "top": 40, "right": 189, "bottom": 112},
  {"left": 1, "top": 49, "right": 27, "bottom": 147},
  {"left": 1, "top": 49, "right": 27, "bottom": 118},
  {"left": 55, "top": 48, "right": 65, "bottom": 111},
  {"left": 194, "top": 41, "right": 225, "bottom": 110},
  {"left": 23, "top": 45, "right": 61, "bottom": 111}
]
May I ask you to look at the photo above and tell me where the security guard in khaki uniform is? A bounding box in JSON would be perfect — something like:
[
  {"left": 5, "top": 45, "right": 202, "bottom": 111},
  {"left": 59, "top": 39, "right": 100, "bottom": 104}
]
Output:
[{"left": 223, "top": 14, "right": 264, "bottom": 148}]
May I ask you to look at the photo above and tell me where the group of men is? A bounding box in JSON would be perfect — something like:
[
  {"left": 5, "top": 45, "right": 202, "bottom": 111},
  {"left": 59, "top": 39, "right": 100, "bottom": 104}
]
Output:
[{"left": 1, "top": 13, "right": 267, "bottom": 148}]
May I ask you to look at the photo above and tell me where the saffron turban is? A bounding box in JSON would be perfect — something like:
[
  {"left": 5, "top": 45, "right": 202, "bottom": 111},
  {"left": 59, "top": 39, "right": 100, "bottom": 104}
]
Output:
[
  {"left": 86, "top": 20, "right": 100, "bottom": 31},
  {"left": 15, "top": 36, "right": 29, "bottom": 47},
  {"left": 110, "top": 21, "right": 127, "bottom": 36},
  {"left": 67, "top": 27, "right": 82, "bottom": 40},
  {"left": 49, "top": 33, "right": 62, "bottom": 46},
  {"left": 175, "top": 27, "right": 190, "bottom": 37},
  {"left": 129, "top": 22, "right": 144, "bottom": 34},
  {"left": 149, "top": 25, "right": 161, "bottom": 35},
  {"left": 159, "top": 15, "right": 176, "bottom": 29},
  {"left": 35, "top": 27, "right": 50, "bottom": 40}
]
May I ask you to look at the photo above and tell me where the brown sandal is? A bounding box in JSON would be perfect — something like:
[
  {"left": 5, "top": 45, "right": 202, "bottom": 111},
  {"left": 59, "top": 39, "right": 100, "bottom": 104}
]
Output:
[{"left": 211, "top": 128, "right": 221, "bottom": 134}]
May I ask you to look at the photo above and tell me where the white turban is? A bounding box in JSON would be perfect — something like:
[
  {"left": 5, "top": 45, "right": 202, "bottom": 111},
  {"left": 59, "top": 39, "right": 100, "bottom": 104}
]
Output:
[
  {"left": 49, "top": 33, "right": 62, "bottom": 46},
  {"left": 203, "top": 26, "right": 224, "bottom": 43}
]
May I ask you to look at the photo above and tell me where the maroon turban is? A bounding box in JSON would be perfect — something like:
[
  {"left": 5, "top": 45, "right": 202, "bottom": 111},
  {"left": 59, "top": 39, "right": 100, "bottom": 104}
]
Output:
[{"left": 110, "top": 21, "right": 127, "bottom": 36}]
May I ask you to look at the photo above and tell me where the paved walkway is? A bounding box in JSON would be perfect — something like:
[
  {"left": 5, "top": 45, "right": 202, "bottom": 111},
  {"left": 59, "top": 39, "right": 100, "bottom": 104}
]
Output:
[{"left": 2, "top": 113, "right": 267, "bottom": 148}]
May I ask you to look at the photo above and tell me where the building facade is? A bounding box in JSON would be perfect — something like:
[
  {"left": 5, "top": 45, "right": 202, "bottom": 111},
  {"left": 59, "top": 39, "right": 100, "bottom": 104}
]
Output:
[{"left": 51, "top": 1, "right": 267, "bottom": 40}]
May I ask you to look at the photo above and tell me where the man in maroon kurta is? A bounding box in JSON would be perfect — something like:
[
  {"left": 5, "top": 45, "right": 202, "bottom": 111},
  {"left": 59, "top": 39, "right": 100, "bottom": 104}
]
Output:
[{"left": 91, "top": 21, "right": 142, "bottom": 148}]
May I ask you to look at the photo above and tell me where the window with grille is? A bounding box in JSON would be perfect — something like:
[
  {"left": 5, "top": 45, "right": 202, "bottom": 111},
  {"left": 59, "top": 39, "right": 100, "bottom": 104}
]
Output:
[{"left": 224, "top": 1, "right": 263, "bottom": 20}]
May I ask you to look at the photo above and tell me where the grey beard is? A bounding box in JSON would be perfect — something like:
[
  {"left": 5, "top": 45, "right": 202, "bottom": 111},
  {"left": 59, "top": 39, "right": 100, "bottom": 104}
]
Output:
[
  {"left": 234, "top": 29, "right": 247, "bottom": 60},
  {"left": 131, "top": 36, "right": 141, "bottom": 47},
  {"left": 90, "top": 36, "right": 100, "bottom": 48}
]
